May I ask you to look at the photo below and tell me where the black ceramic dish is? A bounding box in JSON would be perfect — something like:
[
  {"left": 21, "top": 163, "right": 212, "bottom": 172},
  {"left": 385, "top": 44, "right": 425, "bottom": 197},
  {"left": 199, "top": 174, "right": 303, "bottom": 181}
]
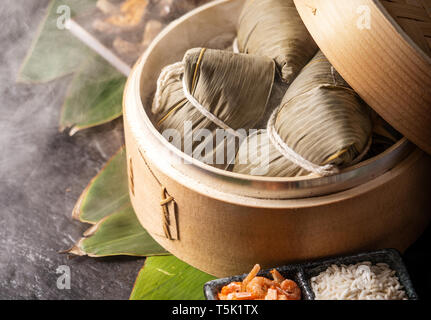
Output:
[
  {"left": 204, "top": 264, "right": 314, "bottom": 300},
  {"left": 203, "top": 249, "right": 418, "bottom": 300}
]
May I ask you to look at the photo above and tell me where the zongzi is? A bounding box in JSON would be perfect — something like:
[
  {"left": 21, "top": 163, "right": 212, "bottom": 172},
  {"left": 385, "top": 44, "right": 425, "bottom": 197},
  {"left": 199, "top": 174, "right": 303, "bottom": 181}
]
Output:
[
  {"left": 237, "top": 0, "right": 318, "bottom": 84},
  {"left": 233, "top": 51, "right": 373, "bottom": 177},
  {"left": 152, "top": 47, "right": 275, "bottom": 168}
]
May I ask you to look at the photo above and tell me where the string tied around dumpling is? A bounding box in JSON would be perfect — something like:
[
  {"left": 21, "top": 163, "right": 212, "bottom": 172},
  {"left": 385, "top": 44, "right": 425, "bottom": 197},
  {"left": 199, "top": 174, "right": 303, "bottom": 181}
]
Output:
[
  {"left": 267, "top": 104, "right": 340, "bottom": 177},
  {"left": 153, "top": 48, "right": 246, "bottom": 139},
  {"left": 232, "top": 37, "right": 240, "bottom": 54},
  {"left": 181, "top": 76, "right": 245, "bottom": 139},
  {"left": 153, "top": 62, "right": 185, "bottom": 114}
]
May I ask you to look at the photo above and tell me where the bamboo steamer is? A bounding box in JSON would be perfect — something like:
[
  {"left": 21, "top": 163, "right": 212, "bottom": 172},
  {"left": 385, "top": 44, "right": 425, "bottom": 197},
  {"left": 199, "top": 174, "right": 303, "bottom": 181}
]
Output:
[
  {"left": 123, "top": 0, "right": 431, "bottom": 277},
  {"left": 294, "top": 0, "right": 431, "bottom": 155}
]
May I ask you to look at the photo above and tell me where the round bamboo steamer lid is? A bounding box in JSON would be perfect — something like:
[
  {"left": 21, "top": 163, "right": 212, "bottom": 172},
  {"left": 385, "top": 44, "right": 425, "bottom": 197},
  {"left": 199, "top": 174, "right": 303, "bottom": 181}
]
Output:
[
  {"left": 123, "top": 0, "right": 431, "bottom": 276},
  {"left": 294, "top": 0, "right": 431, "bottom": 155}
]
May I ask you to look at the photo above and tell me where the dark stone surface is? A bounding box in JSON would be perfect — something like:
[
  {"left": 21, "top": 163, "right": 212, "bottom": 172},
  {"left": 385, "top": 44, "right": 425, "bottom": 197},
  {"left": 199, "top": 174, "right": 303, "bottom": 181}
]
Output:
[
  {"left": 403, "top": 227, "right": 431, "bottom": 300},
  {"left": 0, "top": 0, "right": 144, "bottom": 300},
  {"left": 0, "top": 0, "right": 429, "bottom": 300}
]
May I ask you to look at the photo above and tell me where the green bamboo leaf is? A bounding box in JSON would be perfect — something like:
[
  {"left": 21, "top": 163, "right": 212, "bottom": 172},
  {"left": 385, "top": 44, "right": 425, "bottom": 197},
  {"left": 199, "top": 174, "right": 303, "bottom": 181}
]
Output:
[
  {"left": 18, "top": 0, "right": 97, "bottom": 83},
  {"left": 68, "top": 203, "right": 169, "bottom": 257},
  {"left": 130, "top": 256, "right": 216, "bottom": 300},
  {"left": 73, "top": 146, "right": 129, "bottom": 224},
  {"left": 60, "top": 54, "right": 125, "bottom": 134}
]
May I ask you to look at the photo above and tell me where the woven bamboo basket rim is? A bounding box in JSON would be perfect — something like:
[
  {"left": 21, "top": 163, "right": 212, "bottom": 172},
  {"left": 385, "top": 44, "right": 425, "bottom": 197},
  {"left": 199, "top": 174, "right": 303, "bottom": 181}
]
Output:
[{"left": 124, "top": 0, "right": 416, "bottom": 202}]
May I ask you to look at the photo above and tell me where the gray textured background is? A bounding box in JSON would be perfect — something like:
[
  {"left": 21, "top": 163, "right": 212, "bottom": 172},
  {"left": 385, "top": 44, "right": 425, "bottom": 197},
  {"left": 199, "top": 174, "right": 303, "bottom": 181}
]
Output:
[
  {"left": 0, "top": 0, "right": 144, "bottom": 299},
  {"left": 0, "top": 1, "right": 430, "bottom": 300}
]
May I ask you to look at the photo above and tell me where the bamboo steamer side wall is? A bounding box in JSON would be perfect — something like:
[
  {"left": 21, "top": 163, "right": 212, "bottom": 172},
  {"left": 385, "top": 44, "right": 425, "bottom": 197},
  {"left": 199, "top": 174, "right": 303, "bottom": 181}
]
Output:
[{"left": 124, "top": 109, "right": 431, "bottom": 277}]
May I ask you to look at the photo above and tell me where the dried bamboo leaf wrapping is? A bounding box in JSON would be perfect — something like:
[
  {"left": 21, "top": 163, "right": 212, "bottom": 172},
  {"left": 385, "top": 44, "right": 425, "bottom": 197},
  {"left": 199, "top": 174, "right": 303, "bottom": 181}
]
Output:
[
  {"left": 237, "top": 0, "right": 318, "bottom": 83},
  {"left": 233, "top": 129, "right": 283, "bottom": 176},
  {"left": 234, "top": 51, "right": 372, "bottom": 177},
  {"left": 153, "top": 48, "right": 275, "bottom": 168}
]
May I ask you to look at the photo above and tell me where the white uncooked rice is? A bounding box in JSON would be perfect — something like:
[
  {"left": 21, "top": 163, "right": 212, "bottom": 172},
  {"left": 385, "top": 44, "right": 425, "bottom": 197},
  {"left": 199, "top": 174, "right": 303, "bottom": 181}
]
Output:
[{"left": 310, "top": 262, "right": 408, "bottom": 300}]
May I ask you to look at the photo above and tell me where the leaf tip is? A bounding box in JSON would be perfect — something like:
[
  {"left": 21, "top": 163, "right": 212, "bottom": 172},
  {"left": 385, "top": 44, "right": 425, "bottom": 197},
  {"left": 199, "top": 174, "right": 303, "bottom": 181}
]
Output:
[
  {"left": 59, "top": 244, "right": 86, "bottom": 257},
  {"left": 69, "top": 126, "right": 80, "bottom": 136},
  {"left": 71, "top": 192, "right": 85, "bottom": 221}
]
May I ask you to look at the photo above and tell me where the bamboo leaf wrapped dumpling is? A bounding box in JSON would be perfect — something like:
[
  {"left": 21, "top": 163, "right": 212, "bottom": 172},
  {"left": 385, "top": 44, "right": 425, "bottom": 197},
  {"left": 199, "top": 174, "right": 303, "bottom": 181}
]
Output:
[
  {"left": 233, "top": 51, "right": 373, "bottom": 177},
  {"left": 152, "top": 48, "right": 275, "bottom": 168},
  {"left": 237, "top": 0, "right": 318, "bottom": 83}
]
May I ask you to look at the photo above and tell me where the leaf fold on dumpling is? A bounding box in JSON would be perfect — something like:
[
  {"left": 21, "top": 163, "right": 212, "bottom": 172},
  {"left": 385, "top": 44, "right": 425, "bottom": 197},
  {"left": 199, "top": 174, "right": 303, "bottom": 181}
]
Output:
[{"left": 237, "top": 0, "right": 318, "bottom": 83}]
